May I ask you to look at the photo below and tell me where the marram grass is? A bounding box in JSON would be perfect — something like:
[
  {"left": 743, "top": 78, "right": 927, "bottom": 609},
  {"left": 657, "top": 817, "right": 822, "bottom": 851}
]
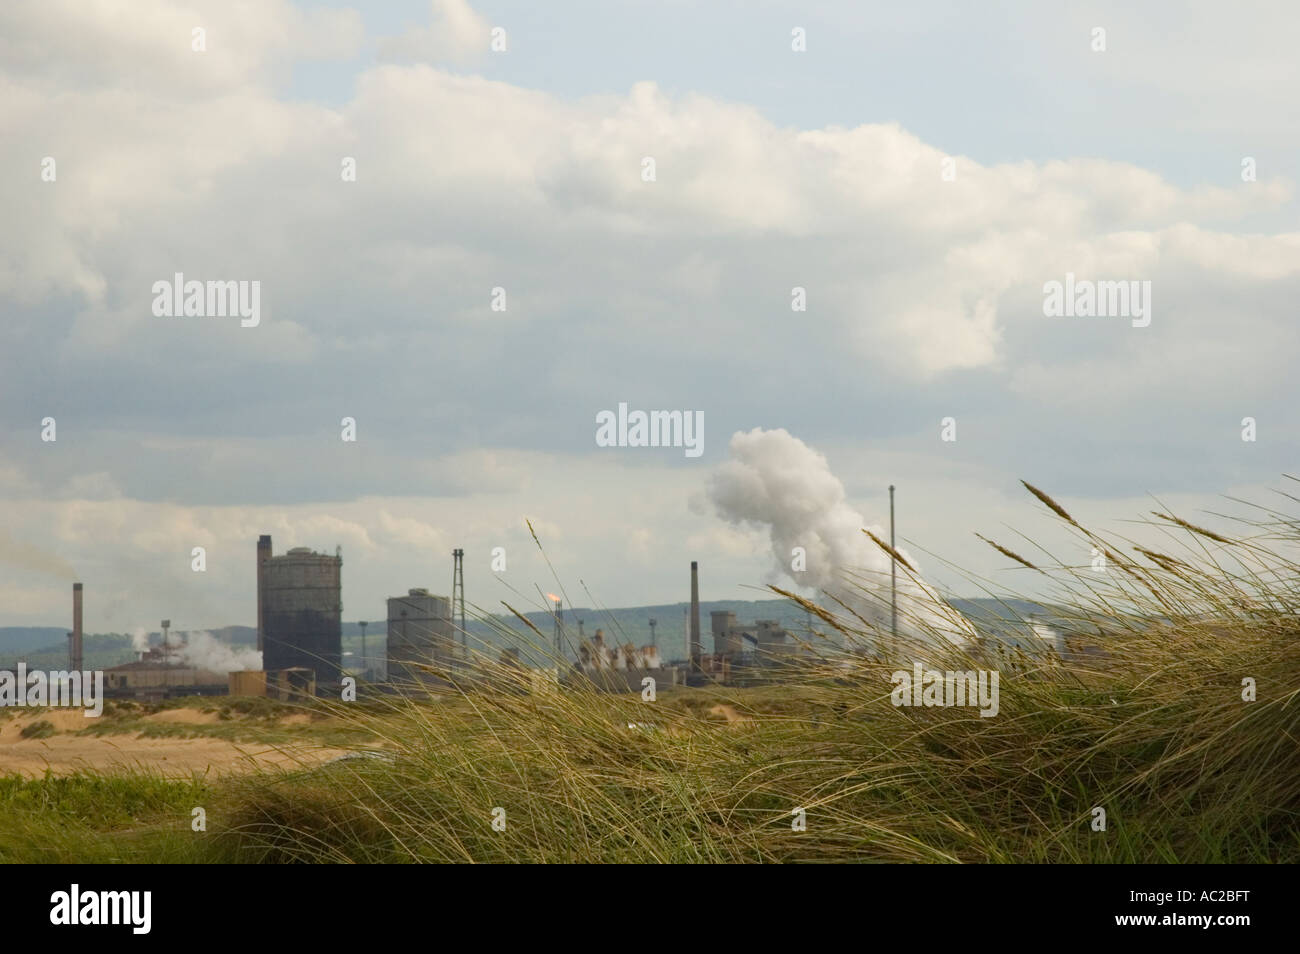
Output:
[{"left": 2, "top": 486, "right": 1297, "bottom": 863}]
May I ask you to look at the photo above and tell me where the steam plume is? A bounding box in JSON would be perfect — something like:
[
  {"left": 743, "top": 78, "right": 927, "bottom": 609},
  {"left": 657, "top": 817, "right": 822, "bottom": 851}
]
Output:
[
  {"left": 132, "top": 628, "right": 261, "bottom": 673},
  {"left": 707, "top": 428, "right": 976, "bottom": 650},
  {"left": 174, "top": 631, "right": 262, "bottom": 673}
]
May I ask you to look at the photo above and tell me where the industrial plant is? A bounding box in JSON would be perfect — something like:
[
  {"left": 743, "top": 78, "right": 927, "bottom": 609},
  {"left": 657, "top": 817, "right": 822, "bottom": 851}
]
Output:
[
  {"left": 23, "top": 542, "right": 815, "bottom": 703},
  {"left": 21, "top": 531, "right": 1073, "bottom": 704}
]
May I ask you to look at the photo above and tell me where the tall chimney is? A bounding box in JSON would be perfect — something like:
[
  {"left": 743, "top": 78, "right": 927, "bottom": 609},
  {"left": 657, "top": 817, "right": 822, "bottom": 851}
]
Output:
[
  {"left": 689, "top": 561, "right": 701, "bottom": 670},
  {"left": 257, "top": 535, "right": 272, "bottom": 652},
  {"left": 72, "top": 583, "right": 83, "bottom": 672}
]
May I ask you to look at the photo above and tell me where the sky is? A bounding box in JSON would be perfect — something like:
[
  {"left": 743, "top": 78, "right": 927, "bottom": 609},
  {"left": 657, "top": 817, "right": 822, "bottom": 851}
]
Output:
[{"left": 2, "top": 0, "right": 1298, "bottom": 634}]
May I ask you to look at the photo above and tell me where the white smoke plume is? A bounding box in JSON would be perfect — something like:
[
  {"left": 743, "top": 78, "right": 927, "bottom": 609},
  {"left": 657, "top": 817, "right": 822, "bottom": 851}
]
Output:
[
  {"left": 128, "top": 627, "right": 260, "bottom": 672},
  {"left": 172, "top": 631, "right": 261, "bottom": 673},
  {"left": 707, "top": 428, "right": 977, "bottom": 652}
]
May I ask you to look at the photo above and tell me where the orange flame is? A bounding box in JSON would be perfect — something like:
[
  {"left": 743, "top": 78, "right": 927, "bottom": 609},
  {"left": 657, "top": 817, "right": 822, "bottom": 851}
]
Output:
[{"left": 546, "top": 593, "right": 561, "bottom": 603}]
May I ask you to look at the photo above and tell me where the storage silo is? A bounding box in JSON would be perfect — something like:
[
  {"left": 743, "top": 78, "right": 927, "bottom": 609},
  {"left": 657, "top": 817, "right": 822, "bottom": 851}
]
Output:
[
  {"left": 387, "top": 588, "right": 454, "bottom": 688},
  {"left": 261, "top": 545, "right": 343, "bottom": 689}
]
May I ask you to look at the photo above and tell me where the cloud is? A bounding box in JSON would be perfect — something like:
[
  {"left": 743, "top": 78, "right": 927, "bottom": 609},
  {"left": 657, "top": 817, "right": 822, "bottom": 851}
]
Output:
[
  {"left": 377, "top": 0, "right": 489, "bottom": 65},
  {"left": 3, "top": 1, "right": 1299, "bottom": 628},
  {"left": 0, "top": 529, "right": 77, "bottom": 581}
]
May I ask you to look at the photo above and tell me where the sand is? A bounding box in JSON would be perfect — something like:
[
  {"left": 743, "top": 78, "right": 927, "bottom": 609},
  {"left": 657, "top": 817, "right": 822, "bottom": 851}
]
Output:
[
  {"left": 0, "top": 710, "right": 349, "bottom": 778},
  {"left": 707, "top": 704, "right": 754, "bottom": 725},
  {"left": 142, "top": 709, "right": 222, "bottom": 724}
]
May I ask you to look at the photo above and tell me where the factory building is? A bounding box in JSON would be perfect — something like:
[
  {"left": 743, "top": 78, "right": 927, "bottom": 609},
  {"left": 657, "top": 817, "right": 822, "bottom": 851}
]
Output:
[
  {"left": 103, "top": 660, "right": 227, "bottom": 699},
  {"left": 575, "top": 628, "right": 664, "bottom": 672},
  {"left": 387, "top": 588, "right": 455, "bottom": 689},
  {"left": 567, "top": 627, "right": 677, "bottom": 693},
  {"left": 258, "top": 536, "right": 343, "bottom": 691},
  {"left": 673, "top": 559, "right": 800, "bottom": 685},
  {"left": 710, "top": 612, "right": 796, "bottom": 661}
]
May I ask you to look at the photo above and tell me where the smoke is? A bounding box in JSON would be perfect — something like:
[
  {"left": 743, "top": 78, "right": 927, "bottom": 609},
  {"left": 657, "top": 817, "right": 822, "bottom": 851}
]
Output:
[
  {"left": 127, "top": 627, "right": 261, "bottom": 673},
  {"left": 169, "top": 631, "right": 261, "bottom": 673},
  {"left": 707, "top": 428, "right": 976, "bottom": 651},
  {"left": 0, "top": 530, "right": 76, "bottom": 580}
]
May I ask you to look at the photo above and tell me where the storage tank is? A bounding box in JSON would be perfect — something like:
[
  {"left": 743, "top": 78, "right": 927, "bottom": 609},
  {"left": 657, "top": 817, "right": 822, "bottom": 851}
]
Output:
[
  {"left": 261, "top": 545, "right": 343, "bottom": 689},
  {"left": 387, "top": 588, "right": 454, "bottom": 688}
]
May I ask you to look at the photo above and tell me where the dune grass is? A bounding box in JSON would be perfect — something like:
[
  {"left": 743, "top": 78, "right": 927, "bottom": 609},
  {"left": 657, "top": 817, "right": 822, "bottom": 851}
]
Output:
[{"left": 2, "top": 485, "right": 1297, "bottom": 863}]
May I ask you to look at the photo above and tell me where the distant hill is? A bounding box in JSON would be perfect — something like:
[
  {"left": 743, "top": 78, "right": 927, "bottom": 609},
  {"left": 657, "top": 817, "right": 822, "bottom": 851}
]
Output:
[
  {"left": 0, "top": 627, "right": 70, "bottom": 656},
  {"left": 207, "top": 625, "right": 255, "bottom": 646},
  {"left": 454, "top": 597, "right": 1067, "bottom": 657},
  {"left": 0, "top": 625, "right": 256, "bottom": 670},
  {"left": 5, "top": 597, "right": 1075, "bottom": 673},
  {"left": 339, "top": 598, "right": 812, "bottom": 671},
  {"left": 949, "top": 598, "right": 1064, "bottom": 625},
  {"left": 1, "top": 633, "right": 136, "bottom": 670},
  {"left": 346, "top": 596, "right": 1056, "bottom": 669},
  {"left": 471, "top": 598, "right": 812, "bottom": 652}
]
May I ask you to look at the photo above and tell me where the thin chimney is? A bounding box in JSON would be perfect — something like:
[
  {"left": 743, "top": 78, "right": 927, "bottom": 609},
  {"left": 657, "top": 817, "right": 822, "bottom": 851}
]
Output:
[
  {"left": 72, "top": 583, "right": 83, "bottom": 672},
  {"left": 689, "top": 561, "right": 701, "bottom": 671},
  {"left": 257, "top": 535, "right": 272, "bottom": 652}
]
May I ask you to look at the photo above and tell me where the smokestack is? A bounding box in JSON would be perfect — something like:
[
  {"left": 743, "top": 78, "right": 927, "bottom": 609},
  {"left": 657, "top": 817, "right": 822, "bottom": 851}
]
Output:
[
  {"left": 256, "top": 534, "right": 271, "bottom": 652},
  {"left": 689, "top": 561, "right": 701, "bottom": 670},
  {"left": 72, "top": 583, "right": 83, "bottom": 672}
]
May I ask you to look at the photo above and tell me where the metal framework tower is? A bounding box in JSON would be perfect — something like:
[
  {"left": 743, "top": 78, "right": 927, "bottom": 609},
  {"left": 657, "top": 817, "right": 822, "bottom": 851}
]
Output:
[{"left": 451, "top": 548, "right": 466, "bottom": 659}]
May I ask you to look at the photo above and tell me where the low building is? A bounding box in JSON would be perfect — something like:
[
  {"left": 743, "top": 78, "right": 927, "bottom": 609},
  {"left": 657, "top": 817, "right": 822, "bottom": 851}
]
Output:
[
  {"left": 103, "top": 661, "right": 226, "bottom": 699},
  {"left": 229, "top": 670, "right": 266, "bottom": 697},
  {"left": 228, "top": 668, "right": 315, "bottom": 701}
]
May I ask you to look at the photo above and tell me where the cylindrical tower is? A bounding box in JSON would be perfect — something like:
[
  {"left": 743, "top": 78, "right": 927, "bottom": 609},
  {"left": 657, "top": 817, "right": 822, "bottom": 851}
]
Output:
[
  {"left": 387, "top": 588, "right": 454, "bottom": 688},
  {"left": 261, "top": 545, "right": 343, "bottom": 689}
]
